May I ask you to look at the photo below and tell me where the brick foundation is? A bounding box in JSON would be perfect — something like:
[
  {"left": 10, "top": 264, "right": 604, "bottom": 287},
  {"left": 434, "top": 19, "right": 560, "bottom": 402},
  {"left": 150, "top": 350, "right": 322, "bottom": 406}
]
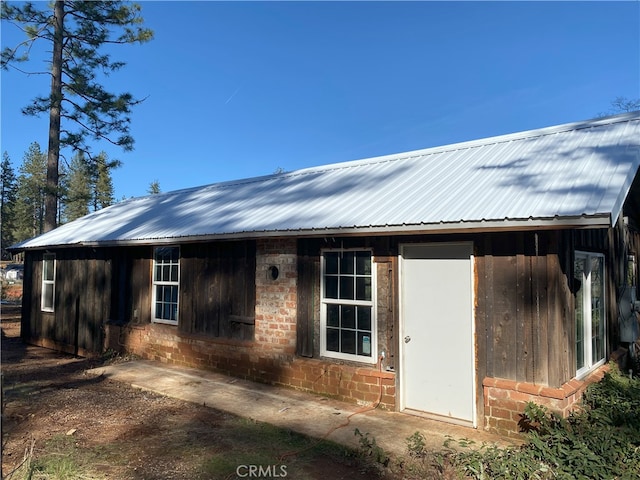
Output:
[
  {"left": 103, "top": 237, "right": 396, "bottom": 410},
  {"left": 483, "top": 364, "right": 611, "bottom": 438}
]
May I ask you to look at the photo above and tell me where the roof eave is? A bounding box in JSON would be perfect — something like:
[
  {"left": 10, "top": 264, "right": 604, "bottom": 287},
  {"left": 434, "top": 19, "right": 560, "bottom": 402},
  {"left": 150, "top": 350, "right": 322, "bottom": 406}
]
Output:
[{"left": 10, "top": 214, "right": 612, "bottom": 251}]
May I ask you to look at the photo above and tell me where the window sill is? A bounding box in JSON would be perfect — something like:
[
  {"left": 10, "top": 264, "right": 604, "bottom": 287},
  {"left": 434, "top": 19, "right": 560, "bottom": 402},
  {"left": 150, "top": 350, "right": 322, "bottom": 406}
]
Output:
[
  {"left": 320, "top": 351, "right": 378, "bottom": 365},
  {"left": 151, "top": 319, "right": 178, "bottom": 326}
]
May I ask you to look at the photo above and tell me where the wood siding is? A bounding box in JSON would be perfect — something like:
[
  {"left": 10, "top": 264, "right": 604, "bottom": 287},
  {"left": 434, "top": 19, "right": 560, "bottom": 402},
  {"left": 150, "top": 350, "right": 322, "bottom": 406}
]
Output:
[
  {"left": 22, "top": 249, "right": 113, "bottom": 354},
  {"left": 22, "top": 240, "right": 257, "bottom": 353},
  {"left": 475, "top": 231, "right": 573, "bottom": 388},
  {"left": 180, "top": 241, "right": 256, "bottom": 341}
]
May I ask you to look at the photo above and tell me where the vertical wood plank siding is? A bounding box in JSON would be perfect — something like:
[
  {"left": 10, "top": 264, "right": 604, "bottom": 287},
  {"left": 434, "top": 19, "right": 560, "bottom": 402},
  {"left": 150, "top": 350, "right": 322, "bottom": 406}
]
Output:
[
  {"left": 476, "top": 230, "right": 574, "bottom": 388},
  {"left": 296, "top": 240, "right": 319, "bottom": 357},
  {"left": 180, "top": 241, "right": 256, "bottom": 340},
  {"left": 22, "top": 249, "right": 113, "bottom": 354}
]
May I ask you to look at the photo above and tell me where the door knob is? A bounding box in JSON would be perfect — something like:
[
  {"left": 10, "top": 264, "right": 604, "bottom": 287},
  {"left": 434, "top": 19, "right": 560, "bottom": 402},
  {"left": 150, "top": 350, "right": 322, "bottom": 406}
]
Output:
[{"left": 404, "top": 336, "right": 411, "bottom": 343}]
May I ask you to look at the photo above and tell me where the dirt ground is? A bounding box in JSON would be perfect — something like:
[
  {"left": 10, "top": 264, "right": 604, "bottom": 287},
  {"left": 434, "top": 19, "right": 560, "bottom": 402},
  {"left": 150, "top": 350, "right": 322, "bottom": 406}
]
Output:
[{"left": 1, "top": 306, "right": 399, "bottom": 480}]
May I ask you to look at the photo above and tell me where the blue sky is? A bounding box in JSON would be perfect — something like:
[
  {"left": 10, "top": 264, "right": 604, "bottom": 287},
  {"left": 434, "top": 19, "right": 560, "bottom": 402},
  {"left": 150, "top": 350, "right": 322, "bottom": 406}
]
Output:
[{"left": 2, "top": 1, "right": 639, "bottom": 200}]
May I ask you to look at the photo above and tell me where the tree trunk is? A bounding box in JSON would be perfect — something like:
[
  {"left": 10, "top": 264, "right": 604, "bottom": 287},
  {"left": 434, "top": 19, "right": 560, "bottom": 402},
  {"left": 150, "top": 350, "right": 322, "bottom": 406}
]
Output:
[{"left": 44, "top": 0, "right": 64, "bottom": 232}]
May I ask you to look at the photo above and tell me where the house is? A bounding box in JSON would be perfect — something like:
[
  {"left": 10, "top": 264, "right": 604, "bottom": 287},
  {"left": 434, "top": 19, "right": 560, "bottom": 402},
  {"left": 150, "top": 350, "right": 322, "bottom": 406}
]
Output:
[{"left": 10, "top": 111, "right": 640, "bottom": 437}]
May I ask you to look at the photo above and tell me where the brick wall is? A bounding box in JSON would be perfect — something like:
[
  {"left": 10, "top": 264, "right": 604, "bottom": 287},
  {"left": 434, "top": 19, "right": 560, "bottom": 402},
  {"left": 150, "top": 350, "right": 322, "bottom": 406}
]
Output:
[
  {"left": 254, "top": 238, "right": 298, "bottom": 355},
  {"left": 104, "top": 237, "right": 396, "bottom": 410},
  {"left": 483, "top": 364, "right": 610, "bottom": 438}
]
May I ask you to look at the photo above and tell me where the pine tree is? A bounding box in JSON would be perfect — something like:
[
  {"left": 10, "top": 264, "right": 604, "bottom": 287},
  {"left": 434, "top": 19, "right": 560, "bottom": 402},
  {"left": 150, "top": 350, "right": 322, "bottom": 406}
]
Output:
[
  {"left": 14, "top": 142, "right": 47, "bottom": 241},
  {"left": 1, "top": 1, "right": 153, "bottom": 232},
  {"left": 63, "top": 152, "right": 92, "bottom": 222},
  {"left": 148, "top": 180, "right": 161, "bottom": 195},
  {"left": 1, "top": 152, "right": 18, "bottom": 255},
  {"left": 93, "top": 152, "right": 118, "bottom": 210}
]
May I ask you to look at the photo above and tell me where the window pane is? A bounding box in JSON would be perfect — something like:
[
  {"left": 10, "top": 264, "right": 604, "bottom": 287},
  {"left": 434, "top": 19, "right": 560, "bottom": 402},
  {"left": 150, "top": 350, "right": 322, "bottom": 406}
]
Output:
[
  {"left": 325, "top": 253, "right": 339, "bottom": 275},
  {"left": 358, "top": 332, "right": 372, "bottom": 357},
  {"left": 356, "top": 277, "right": 371, "bottom": 301},
  {"left": 325, "top": 276, "right": 338, "bottom": 298},
  {"left": 339, "top": 276, "right": 354, "bottom": 300},
  {"left": 340, "top": 252, "right": 354, "bottom": 274},
  {"left": 156, "top": 285, "right": 165, "bottom": 304},
  {"left": 342, "top": 305, "right": 355, "bottom": 329},
  {"left": 170, "top": 265, "right": 178, "bottom": 282},
  {"left": 43, "top": 258, "right": 54, "bottom": 281},
  {"left": 327, "top": 328, "right": 339, "bottom": 352},
  {"left": 591, "top": 256, "right": 605, "bottom": 363},
  {"left": 162, "top": 285, "right": 171, "bottom": 302},
  {"left": 155, "top": 301, "right": 164, "bottom": 320},
  {"left": 42, "top": 284, "right": 54, "bottom": 310},
  {"left": 357, "top": 307, "right": 371, "bottom": 331},
  {"left": 574, "top": 256, "right": 586, "bottom": 371},
  {"left": 156, "top": 246, "right": 173, "bottom": 262},
  {"left": 341, "top": 330, "right": 356, "bottom": 354},
  {"left": 356, "top": 252, "right": 371, "bottom": 275},
  {"left": 327, "top": 304, "right": 339, "bottom": 327}
]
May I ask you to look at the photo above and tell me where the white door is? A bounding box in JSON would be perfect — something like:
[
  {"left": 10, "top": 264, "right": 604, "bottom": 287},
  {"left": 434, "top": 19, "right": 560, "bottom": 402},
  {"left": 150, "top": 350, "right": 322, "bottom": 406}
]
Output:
[{"left": 400, "top": 243, "right": 476, "bottom": 426}]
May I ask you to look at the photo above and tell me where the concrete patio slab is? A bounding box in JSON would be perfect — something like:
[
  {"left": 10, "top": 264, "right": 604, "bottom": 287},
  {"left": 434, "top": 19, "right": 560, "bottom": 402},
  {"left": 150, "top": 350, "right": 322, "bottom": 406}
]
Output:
[{"left": 89, "top": 360, "right": 516, "bottom": 457}]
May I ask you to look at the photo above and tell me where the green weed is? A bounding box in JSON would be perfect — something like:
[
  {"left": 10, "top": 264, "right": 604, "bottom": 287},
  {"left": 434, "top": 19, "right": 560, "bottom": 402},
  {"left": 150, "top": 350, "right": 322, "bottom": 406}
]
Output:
[{"left": 446, "top": 363, "right": 640, "bottom": 479}]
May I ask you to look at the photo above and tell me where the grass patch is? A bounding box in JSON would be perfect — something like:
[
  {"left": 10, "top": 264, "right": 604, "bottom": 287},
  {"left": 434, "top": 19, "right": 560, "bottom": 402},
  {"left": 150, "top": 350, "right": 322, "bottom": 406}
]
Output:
[
  {"left": 24, "top": 435, "right": 95, "bottom": 480},
  {"left": 197, "top": 418, "right": 363, "bottom": 480}
]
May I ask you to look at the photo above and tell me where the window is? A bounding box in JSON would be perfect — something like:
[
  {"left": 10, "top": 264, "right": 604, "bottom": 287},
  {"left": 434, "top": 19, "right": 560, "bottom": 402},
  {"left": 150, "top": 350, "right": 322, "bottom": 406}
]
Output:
[
  {"left": 574, "top": 251, "right": 606, "bottom": 377},
  {"left": 152, "top": 246, "right": 179, "bottom": 324},
  {"left": 41, "top": 253, "right": 56, "bottom": 312},
  {"left": 321, "top": 250, "right": 376, "bottom": 363}
]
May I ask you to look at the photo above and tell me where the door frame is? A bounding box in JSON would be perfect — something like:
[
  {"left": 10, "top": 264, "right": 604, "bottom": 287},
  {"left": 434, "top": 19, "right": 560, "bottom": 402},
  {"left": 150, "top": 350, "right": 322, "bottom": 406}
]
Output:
[{"left": 398, "top": 242, "right": 478, "bottom": 427}]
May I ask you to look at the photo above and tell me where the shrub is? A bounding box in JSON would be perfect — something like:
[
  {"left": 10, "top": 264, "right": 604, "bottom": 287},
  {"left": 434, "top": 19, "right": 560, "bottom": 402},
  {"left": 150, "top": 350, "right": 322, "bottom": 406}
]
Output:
[{"left": 449, "top": 364, "right": 640, "bottom": 479}]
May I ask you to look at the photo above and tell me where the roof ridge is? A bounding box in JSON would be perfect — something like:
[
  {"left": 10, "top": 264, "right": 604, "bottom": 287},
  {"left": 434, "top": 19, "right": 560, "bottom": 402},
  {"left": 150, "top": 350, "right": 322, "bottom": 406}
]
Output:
[
  {"left": 132, "top": 110, "right": 640, "bottom": 200},
  {"left": 268, "top": 110, "right": 640, "bottom": 175}
]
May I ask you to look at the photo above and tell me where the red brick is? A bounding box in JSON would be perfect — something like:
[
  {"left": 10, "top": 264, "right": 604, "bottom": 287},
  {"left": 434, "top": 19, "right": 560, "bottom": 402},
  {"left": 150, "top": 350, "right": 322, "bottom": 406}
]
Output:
[
  {"left": 515, "top": 382, "right": 542, "bottom": 396},
  {"left": 324, "top": 385, "right": 339, "bottom": 396},
  {"left": 491, "top": 398, "right": 519, "bottom": 412},
  {"left": 486, "top": 387, "right": 509, "bottom": 400},
  {"left": 356, "top": 382, "right": 373, "bottom": 394},
  {"left": 539, "top": 386, "right": 565, "bottom": 399},
  {"left": 491, "top": 378, "right": 517, "bottom": 390},
  {"left": 508, "top": 390, "right": 534, "bottom": 403},
  {"left": 490, "top": 407, "right": 514, "bottom": 420},
  {"left": 380, "top": 394, "right": 395, "bottom": 406}
]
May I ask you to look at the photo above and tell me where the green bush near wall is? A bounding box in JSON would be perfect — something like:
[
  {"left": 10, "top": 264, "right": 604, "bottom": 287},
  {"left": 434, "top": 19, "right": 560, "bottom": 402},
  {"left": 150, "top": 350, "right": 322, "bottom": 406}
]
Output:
[{"left": 446, "top": 364, "right": 640, "bottom": 479}]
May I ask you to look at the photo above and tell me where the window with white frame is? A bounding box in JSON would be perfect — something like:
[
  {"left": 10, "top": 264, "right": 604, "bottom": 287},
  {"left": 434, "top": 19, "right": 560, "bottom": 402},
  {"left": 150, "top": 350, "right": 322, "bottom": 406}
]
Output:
[
  {"left": 41, "top": 253, "right": 56, "bottom": 312},
  {"left": 152, "top": 246, "right": 179, "bottom": 324},
  {"left": 574, "top": 251, "right": 606, "bottom": 377},
  {"left": 321, "top": 250, "right": 376, "bottom": 363}
]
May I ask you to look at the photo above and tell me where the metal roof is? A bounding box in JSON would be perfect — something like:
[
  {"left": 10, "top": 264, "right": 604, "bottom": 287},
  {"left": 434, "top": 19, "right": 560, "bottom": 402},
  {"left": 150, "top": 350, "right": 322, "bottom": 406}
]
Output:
[{"left": 12, "top": 111, "right": 640, "bottom": 250}]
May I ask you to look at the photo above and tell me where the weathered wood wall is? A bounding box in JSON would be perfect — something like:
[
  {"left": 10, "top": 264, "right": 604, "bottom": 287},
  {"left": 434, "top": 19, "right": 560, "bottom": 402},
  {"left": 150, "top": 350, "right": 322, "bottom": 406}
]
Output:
[
  {"left": 474, "top": 230, "right": 573, "bottom": 390},
  {"left": 22, "top": 240, "right": 257, "bottom": 352},
  {"left": 180, "top": 241, "right": 256, "bottom": 341},
  {"left": 22, "top": 249, "right": 113, "bottom": 355}
]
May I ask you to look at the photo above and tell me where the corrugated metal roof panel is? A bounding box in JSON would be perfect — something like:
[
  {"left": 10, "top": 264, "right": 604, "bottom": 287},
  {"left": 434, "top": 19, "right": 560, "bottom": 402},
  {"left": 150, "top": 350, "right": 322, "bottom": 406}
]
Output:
[{"left": 11, "top": 111, "right": 640, "bottom": 250}]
